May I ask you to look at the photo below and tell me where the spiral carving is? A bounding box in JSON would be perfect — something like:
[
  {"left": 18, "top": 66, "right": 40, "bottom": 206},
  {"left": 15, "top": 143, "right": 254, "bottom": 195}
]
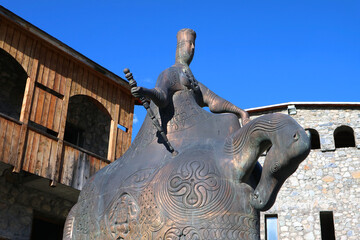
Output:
[{"left": 155, "top": 151, "right": 234, "bottom": 223}]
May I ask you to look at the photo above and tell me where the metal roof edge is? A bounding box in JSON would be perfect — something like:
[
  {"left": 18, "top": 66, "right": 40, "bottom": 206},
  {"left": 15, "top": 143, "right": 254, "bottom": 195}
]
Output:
[
  {"left": 0, "top": 5, "right": 130, "bottom": 90},
  {"left": 246, "top": 102, "right": 360, "bottom": 113}
]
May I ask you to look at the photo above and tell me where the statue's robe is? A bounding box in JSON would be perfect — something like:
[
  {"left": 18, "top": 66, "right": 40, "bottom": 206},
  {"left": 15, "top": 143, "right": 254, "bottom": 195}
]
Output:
[{"left": 67, "top": 88, "right": 260, "bottom": 240}]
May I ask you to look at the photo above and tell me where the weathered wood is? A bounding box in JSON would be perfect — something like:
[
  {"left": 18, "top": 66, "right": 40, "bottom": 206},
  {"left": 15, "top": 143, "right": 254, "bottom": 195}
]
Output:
[
  {"left": 34, "top": 87, "right": 45, "bottom": 123},
  {"left": 74, "top": 66, "right": 83, "bottom": 96},
  {"left": 41, "top": 49, "right": 52, "bottom": 86},
  {"left": 59, "top": 57, "right": 70, "bottom": 95},
  {"left": 91, "top": 75, "right": 99, "bottom": 99},
  {"left": 48, "top": 139, "right": 58, "bottom": 181},
  {"left": 61, "top": 144, "right": 76, "bottom": 186},
  {"left": 0, "top": 118, "right": 8, "bottom": 163},
  {"left": 13, "top": 123, "right": 27, "bottom": 172},
  {"left": 0, "top": 21, "right": 7, "bottom": 49},
  {"left": 72, "top": 151, "right": 90, "bottom": 190},
  {"left": 20, "top": 41, "right": 39, "bottom": 123},
  {"left": 107, "top": 86, "right": 120, "bottom": 161},
  {"left": 80, "top": 68, "right": 88, "bottom": 95},
  {"left": 40, "top": 87, "right": 51, "bottom": 126},
  {"left": 53, "top": 61, "right": 73, "bottom": 182},
  {"left": 53, "top": 55, "right": 63, "bottom": 93},
  {"left": 9, "top": 28, "right": 20, "bottom": 60},
  {"left": 9, "top": 121, "right": 21, "bottom": 166},
  {"left": 15, "top": 32, "right": 26, "bottom": 67},
  {"left": 34, "top": 133, "right": 46, "bottom": 175},
  {"left": 47, "top": 94, "right": 57, "bottom": 130},
  {"left": 0, "top": 11, "right": 133, "bottom": 188},
  {"left": 96, "top": 76, "right": 104, "bottom": 106},
  {"left": 3, "top": 121, "right": 14, "bottom": 165},
  {"left": 40, "top": 133, "right": 51, "bottom": 178},
  {"left": 22, "top": 129, "right": 57, "bottom": 178},
  {"left": 36, "top": 45, "right": 47, "bottom": 84},
  {"left": 2, "top": 23, "right": 13, "bottom": 52},
  {"left": 21, "top": 36, "right": 33, "bottom": 74},
  {"left": 86, "top": 71, "right": 94, "bottom": 97},
  {"left": 47, "top": 50, "right": 58, "bottom": 90}
]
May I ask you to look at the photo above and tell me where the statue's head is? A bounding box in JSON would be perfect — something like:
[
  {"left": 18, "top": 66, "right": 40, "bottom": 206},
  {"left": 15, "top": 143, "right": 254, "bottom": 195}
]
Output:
[{"left": 175, "top": 28, "right": 196, "bottom": 65}]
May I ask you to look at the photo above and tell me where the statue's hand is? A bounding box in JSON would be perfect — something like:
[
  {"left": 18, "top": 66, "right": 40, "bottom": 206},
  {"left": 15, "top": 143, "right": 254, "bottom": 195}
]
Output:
[{"left": 131, "top": 86, "right": 145, "bottom": 98}]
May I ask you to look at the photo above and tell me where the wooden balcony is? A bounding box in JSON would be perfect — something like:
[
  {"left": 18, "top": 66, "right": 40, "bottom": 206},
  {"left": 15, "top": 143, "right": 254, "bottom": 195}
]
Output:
[
  {"left": 0, "top": 8, "right": 134, "bottom": 191},
  {"left": 0, "top": 113, "right": 112, "bottom": 190}
]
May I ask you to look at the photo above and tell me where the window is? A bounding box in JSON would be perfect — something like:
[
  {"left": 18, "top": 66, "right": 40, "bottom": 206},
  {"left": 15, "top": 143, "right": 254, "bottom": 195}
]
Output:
[
  {"left": 320, "top": 211, "right": 335, "bottom": 240},
  {"left": 0, "top": 48, "right": 27, "bottom": 120},
  {"left": 334, "top": 126, "right": 355, "bottom": 148},
  {"left": 64, "top": 95, "right": 111, "bottom": 158},
  {"left": 306, "top": 128, "right": 320, "bottom": 149},
  {"left": 265, "top": 214, "right": 278, "bottom": 240}
]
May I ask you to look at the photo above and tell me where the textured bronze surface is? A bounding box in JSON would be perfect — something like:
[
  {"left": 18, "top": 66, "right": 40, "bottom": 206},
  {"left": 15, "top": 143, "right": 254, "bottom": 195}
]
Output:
[{"left": 64, "top": 29, "right": 310, "bottom": 239}]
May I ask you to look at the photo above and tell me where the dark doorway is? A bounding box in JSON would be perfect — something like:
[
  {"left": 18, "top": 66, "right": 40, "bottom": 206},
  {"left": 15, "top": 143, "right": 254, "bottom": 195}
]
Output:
[
  {"left": 320, "top": 211, "right": 335, "bottom": 240},
  {"left": 31, "top": 215, "right": 64, "bottom": 240}
]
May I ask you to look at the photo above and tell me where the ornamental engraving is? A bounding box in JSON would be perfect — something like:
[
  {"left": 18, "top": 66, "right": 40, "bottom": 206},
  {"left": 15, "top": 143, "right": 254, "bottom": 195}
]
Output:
[
  {"left": 155, "top": 151, "right": 234, "bottom": 223},
  {"left": 168, "top": 160, "right": 220, "bottom": 208}
]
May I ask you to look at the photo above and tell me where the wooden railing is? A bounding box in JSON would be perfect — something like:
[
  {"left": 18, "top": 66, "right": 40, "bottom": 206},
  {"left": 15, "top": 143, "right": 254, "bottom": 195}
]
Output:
[
  {"left": 61, "top": 142, "right": 109, "bottom": 190},
  {"left": 0, "top": 114, "right": 111, "bottom": 190},
  {"left": 0, "top": 113, "right": 22, "bottom": 167}
]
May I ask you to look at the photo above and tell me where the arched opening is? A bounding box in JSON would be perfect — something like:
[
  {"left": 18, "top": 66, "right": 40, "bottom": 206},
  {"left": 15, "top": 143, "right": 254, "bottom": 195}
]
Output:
[
  {"left": 0, "top": 48, "right": 27, "bottom": 120},
  {"left": 334, "top": 125, "right": 355, "bottom": 148},
  {"left": 64, "top": 95, "right": 111, "bottom": 158},
  {"left": 306, "top": 128, "right": 320, "bottom": 149}
]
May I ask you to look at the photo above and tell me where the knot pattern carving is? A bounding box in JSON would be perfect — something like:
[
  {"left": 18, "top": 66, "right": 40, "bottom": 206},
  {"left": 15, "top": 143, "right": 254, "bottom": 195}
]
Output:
[
  {"left": 168, "top": 160, "right": 220, "bottom": 208},
  {"left": 155, "top": 154, "right": 234, "bottom": 223}
]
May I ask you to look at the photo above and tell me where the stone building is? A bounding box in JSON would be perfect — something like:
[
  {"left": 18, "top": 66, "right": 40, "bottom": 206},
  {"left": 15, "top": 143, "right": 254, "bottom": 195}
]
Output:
[
  {"left": 247, "top": 102, "right": 360, "bottom": 240},
  {"left": 0, "top": 6, "right": 134, "bottom": 240}
]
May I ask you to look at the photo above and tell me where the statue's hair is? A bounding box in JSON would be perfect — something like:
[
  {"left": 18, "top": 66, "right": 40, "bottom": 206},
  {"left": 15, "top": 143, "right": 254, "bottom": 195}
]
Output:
[{"left": 176, "top": 28, "right": 196, "bottom": 43}]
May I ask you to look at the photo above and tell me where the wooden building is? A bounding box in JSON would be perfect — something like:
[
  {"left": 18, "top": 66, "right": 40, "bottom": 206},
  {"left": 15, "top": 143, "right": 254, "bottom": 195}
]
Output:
[{"left": 0, "top": 6, "right": 134, "bottom": 239}]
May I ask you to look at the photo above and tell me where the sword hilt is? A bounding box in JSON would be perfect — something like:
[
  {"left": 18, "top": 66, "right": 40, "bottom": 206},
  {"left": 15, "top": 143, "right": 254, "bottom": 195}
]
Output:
[
  {"left": 123, "top": 68, "right": 178, "bottom": 156},
  {"left": 123, "top": 68, "right": 137, "bottom": 88}
]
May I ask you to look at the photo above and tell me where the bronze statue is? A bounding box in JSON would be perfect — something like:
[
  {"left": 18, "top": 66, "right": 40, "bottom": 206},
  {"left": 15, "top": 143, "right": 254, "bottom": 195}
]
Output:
[{"left": 63, "top": 29, "right": 310, "bottom": 240}]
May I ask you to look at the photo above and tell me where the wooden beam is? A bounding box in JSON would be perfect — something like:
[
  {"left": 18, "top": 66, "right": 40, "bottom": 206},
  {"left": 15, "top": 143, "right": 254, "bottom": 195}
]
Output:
[
  {"left": 14, "top": 41, "right": 40, "bottom": 173},
  {"left": 53, "top": 61, "right": 73, "bottom": 183}
]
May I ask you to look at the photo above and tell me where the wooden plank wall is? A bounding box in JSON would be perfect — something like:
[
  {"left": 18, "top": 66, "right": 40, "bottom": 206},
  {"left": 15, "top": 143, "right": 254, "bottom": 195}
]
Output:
[
  {"left": 0, "top": 15, "right": 134, "bottom": 187},
  {"left": 0, "top": 116, "right": 22, "bottom": 166},
  {"left": 22, "top": 129, "right": 58, "bottom": 179},
  {"left": 61, "top": 144, "right": 107, "bottom": 190},
  {"left": 0, "top": 18, "right": 36, "bottom": 77}
]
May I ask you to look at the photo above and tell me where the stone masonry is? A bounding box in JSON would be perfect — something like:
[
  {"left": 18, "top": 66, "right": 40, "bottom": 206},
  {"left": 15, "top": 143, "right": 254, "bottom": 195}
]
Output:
[
  {"left": 247, "top": 103, "right": 360, "bottom": 240},
  {"left": 0, "top": 165, "right": 76, "bottom": 240}
]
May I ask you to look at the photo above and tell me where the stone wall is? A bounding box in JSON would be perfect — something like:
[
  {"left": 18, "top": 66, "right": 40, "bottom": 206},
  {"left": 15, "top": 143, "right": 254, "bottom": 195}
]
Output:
[
  {"left": 0, "top": 167, "right": 76, "bottom": 240},
  {"left": 249, "top": 105, "right": 360, "bottom": 240}
]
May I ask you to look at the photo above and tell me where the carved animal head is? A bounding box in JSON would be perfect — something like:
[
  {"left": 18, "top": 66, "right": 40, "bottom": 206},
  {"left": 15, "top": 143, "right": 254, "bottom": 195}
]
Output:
[{"left": 249, "top": 114, "right": 310, "bottom": 211}]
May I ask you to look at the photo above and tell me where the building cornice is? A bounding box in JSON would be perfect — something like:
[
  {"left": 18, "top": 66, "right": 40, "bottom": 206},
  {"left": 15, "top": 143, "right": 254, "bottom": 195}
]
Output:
[{"left": 246, "top": 102, "right": 360, "bottom": 113}]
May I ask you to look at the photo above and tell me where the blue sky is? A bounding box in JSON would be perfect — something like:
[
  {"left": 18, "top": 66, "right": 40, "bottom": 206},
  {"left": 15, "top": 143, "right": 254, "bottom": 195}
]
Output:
[{"left": 2, "top": 1, "right": 359, "bottom": 138}]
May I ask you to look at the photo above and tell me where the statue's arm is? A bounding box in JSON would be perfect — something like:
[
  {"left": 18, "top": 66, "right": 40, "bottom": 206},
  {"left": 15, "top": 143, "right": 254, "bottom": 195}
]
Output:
[
  {"left": 131, "top": 71, "right": 170, "bottom": 108},
  {"left": 198, "top": 82, "right": 250, "bottom": 125}
]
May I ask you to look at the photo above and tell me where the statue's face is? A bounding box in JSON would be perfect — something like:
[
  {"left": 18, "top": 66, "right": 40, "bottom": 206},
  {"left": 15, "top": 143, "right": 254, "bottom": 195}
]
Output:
[{"left": 177, "top": 35, "right": 195, "bottom": 65}]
